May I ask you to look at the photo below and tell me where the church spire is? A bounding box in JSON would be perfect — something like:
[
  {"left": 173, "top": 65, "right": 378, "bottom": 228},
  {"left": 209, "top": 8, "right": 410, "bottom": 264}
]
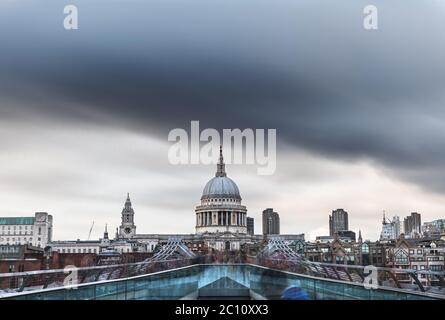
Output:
[
  {"left": 122, "top": 193, "right": 135, "bottom": 215},
  {"left": 125, "top": 193, "right": 132, "bottom": 208},
  {"left": 216, "top": 145, "right": 227, "bottom": 177},
  {"left": 104, "top": 224, "right": 109, "bottom": 240},
  {"left": 358, "top": 229, "right": 362, "bottom": 243}
]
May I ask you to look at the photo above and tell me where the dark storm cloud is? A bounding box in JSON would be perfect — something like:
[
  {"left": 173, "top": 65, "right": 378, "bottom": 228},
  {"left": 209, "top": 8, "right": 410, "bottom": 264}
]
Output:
[{"left": 1, "top": 0, "right": 445, "bottom": 191}]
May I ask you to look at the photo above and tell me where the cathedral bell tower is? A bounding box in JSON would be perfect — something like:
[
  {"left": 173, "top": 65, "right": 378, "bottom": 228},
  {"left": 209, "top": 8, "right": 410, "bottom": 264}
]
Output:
[{"left": 119, "top": 193, "right": 136, "bottom": 238}]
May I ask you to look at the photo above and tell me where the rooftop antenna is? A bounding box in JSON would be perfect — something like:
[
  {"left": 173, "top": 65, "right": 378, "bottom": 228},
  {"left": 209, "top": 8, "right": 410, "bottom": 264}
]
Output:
[{"left": 88, "top": 221, "right": 95, "bottom": 240}]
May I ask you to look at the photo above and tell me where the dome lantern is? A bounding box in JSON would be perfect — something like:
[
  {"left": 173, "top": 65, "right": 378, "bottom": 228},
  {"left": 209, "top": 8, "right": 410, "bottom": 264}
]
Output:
[
  {"left": 216, "top": 145, "right": 226, "bottom": 177},
  {"left": 201, "top": 146, "right": 241, "bottom": 201}
]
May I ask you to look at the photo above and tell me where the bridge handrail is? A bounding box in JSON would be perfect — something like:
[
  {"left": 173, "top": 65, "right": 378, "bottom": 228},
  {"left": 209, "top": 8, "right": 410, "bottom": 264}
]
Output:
[
  {"left": 2, "top": 263, "right": 444, "bottom": 300},
  {"left": 263, "top": 257, "right": 445, "bottom": 276},
  {"left": 0, "top": 258, "right": 192, "bottom": 279}
]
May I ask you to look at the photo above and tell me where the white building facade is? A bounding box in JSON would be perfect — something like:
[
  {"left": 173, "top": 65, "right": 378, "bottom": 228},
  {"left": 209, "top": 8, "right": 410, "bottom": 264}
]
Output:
[{"left": 0, "top": 212, "right": 53, "bottom": 248}]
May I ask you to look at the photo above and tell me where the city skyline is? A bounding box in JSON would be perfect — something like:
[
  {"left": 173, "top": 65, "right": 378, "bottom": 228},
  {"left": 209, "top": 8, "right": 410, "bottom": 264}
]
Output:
[
  {"left": 1, "top": 0, "right": 445, "bottom": 242},
  {"left": 1, "top": 153, "right": 443, "bottom": 243}
]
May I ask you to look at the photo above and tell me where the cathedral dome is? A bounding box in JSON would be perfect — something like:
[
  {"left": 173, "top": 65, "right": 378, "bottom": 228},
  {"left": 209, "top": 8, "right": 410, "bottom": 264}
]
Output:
[
  {"left": 201, "top": 146, "right": 241, "bottom": 201},
  {"left": 202, "top": 176, "right": 241, "bottom": 200}
]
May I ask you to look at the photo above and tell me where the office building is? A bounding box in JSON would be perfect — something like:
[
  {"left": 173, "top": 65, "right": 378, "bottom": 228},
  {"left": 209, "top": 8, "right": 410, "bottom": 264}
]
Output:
[
  {"left": 329, "top": 209, "right": 348, "bottom": 236},
  {"left": 262, "top": 208, "right": 280, "bottom": 235},
  {"left": 404, "top": 212, "right": 422, "bottom": 238},
  {"left": 247, "top": 217, "right": 254, "bottom": 236}
]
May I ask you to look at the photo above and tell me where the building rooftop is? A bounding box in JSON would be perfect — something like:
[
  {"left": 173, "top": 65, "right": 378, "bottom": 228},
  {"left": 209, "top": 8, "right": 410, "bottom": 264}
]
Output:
[{"left": 0, "top": 217, "right": 35, "bottom": 225}]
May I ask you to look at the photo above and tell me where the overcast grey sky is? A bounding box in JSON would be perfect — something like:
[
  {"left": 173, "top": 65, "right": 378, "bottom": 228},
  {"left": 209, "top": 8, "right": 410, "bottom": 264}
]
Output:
[{"left": 0, "top": 0, "right": 444, "bottom": 241}]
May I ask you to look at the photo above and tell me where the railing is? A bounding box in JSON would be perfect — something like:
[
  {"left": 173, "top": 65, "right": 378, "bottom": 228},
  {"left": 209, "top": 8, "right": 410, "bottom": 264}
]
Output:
[
  {"left": 258, "top": 237, "right": 445, "bottom": 295},
  {"left": 1, "top": 236, "right": 444, "bottom": 299},
  {"left": 2, "top": 256, "right": 444, "bottom": 298},
  {"left": 2, "top": 263, "right": 444, "bottom": 300},
  {"left": 0, "top": 258, "right": 199, "bottom": 298},
  {"left": 256, "top": 257, "right": 445, "bottom": 295}
]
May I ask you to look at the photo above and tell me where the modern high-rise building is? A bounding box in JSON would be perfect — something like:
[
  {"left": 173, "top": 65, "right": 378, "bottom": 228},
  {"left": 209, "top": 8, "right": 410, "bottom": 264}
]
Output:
[
  {"left": 422, "top": 219, "right": 445, "bottom": 238},
  {"left": 262, "top": 208, "right": 280, "bottom": 235},
  {"left": 247, "top": 217, "right": 254, "bottom": 236},
  {"left": 329, "top": 209, "right": 348, "bottom": 236},
  {"left": 404, "top": 212, "right": 422, "bottom": 238},
  {"left": 380, "top": 214, "right": 401, "bottom": 241}
]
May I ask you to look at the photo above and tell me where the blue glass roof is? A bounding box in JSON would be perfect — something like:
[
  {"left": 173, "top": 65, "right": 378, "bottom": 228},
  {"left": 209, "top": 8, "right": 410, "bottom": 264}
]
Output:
[{"left": 0, "top": 217, "right": 35, "bottom": 225}]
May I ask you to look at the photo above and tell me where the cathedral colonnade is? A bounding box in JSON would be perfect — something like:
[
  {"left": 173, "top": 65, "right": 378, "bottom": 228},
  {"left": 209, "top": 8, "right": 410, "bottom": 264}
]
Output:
[{"left": 196, "top": 211, "right": 247, "bottom": 227}]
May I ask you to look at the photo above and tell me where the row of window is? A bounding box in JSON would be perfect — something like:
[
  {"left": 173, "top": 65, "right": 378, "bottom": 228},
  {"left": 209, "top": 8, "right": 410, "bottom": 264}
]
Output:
[
  {"left": 203, "top": 198, "right": 239, "bottom": 204},
  {"left": 0, "top": 231, "right": 34, "bottom": 236},
  {"left": 410, "top": 265, "right": 443, "bottom": 271},
  {"left": 0, "top": 237, "right": 40, "bottom": 242},
  {"left": 0, "top": 246, "right": 20, "bottom": 253},
  {"left": 409, "top": 256, "right": 442, "bottom": 262},
  {"left": 57, "top": 248, "right": 98, "bottom": 254},
  {"left": 409, "top": 249, "right": 441, "bottom": 255},
  {"left": 56, "top": 248, "right": 136, "bottom": 254},
  {"left": 361, "top": 245, "right": 383, "bottom": 254},
  {"left": 1, "top": 225, "right": 32, "bottom": 230},
  {"left": 1, "top": 243, "right": 41, "bottom": 247},
  {"left": 0, "top": 238, "right": 42, "bottom": 246}
]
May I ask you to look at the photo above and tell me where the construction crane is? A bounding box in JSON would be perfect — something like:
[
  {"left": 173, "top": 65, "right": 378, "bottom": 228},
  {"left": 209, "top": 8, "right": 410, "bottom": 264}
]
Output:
[{"left": 87, "top": 221, "right": 95, "bottom": 240}]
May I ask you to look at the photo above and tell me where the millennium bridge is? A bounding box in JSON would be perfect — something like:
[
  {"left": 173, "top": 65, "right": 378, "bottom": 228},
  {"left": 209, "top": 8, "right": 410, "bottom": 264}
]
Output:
[{"left": 1, "top": 238, "right": 444, "bottom": 300}]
